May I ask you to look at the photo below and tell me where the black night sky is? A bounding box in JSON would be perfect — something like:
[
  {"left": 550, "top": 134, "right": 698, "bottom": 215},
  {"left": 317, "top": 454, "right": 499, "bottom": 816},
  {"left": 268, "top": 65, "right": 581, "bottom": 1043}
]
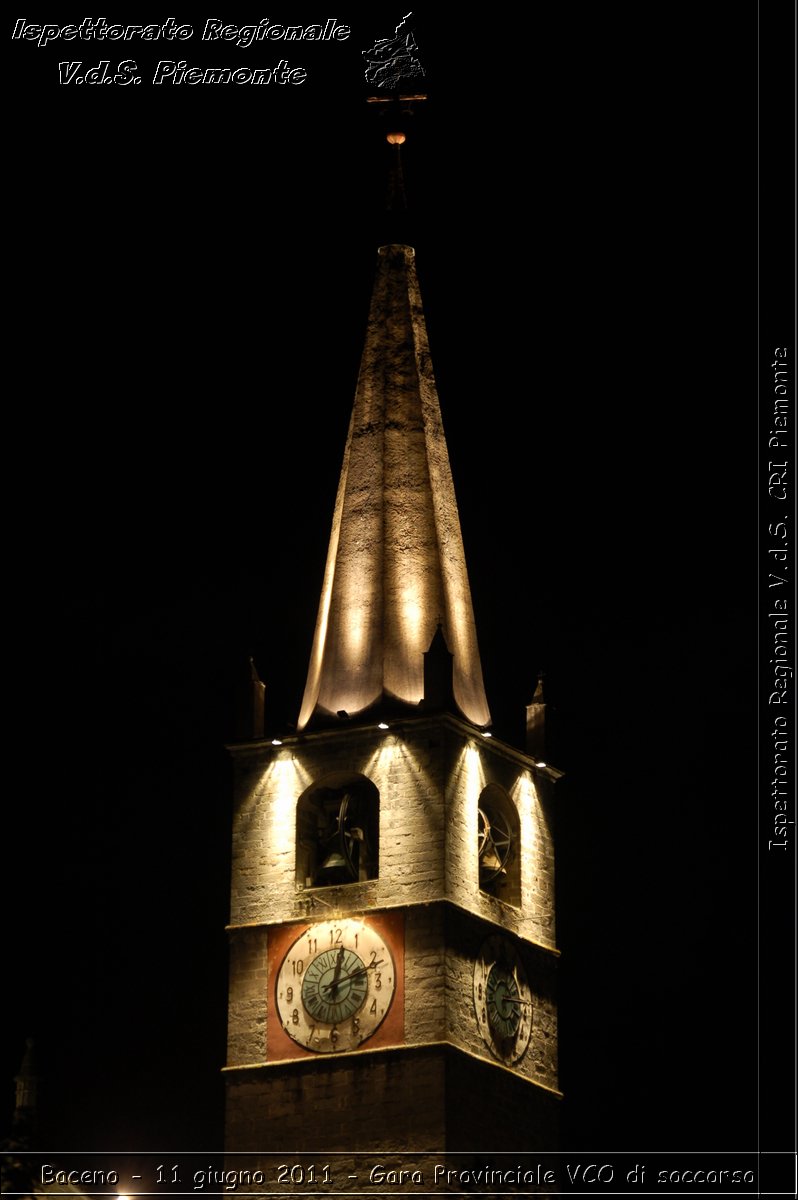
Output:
[{"left": 4, "top": 4, "right": 793, "bottom": 1186}]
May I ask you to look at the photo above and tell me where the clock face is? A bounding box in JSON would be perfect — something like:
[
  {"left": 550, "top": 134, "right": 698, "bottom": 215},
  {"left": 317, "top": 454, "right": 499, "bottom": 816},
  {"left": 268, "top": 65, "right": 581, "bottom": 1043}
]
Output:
[
  {"left": 275, "top": 918, "right": 396, "bottom": 1054},
  {"left": 473, "top": 932, "right": 532, "bottom": 1064}
]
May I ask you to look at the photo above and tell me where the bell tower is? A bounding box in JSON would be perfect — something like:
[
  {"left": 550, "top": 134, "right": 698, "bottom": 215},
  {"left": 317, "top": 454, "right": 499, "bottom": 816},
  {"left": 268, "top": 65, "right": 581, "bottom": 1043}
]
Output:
[{"left": 224, "top": 236, "right": 561, "bottom": 1156}]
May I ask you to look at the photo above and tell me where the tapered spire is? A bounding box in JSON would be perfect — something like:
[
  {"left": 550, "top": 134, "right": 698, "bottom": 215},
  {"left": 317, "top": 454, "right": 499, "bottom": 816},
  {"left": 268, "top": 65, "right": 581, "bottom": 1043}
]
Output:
[{"left": 298, "top": 244, "right": 490, "bottom": 732}]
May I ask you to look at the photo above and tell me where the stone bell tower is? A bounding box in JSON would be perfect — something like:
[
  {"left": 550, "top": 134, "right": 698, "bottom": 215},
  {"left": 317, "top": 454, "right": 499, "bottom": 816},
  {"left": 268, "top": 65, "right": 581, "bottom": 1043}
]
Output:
[{"left": 223, "top": 241, "right": 561, "bottom": 1156}]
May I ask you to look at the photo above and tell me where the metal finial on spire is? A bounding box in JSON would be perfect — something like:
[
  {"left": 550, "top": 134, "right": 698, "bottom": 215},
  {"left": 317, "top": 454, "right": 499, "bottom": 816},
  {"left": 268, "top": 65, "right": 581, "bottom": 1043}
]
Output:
[
  {"left": 363, "top": 13, "right": 426, "bottom": 224},
  {"left": 367, "top": 92, "right": 427, "bottom": 226},
  {"left": 367, "top": 94, "right": 427, "bottom": 138}
]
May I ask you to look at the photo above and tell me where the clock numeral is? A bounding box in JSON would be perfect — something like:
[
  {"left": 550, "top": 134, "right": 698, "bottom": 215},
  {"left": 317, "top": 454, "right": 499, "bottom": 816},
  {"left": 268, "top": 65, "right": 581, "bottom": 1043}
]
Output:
[
  {"left": 352, "top": 1016, "right": 360, "bottom": 1035},
  {"left": 330, "top": 1025, "right": 339, "bottom": 1046},
  {"left": 291, "top": 1009, "right": 300, "bottom": 1025},
  {"left": 307, "top": 937, "right": 317, "bottom": 954},
  {"left": 307, "top": 1026, "right": 316, "bottom": 1046},
  {"left": 370, "top": 998, "right": 377, "bottom": 1015},
  {"left": 291, "top": 958, "right": 304, "bottom": 976},
  {"left": 285, "top": 986, "right": 293, "bottom": 1003},
  {"left": 329, "top": 927, "right": 343, "bottom": 946},
  {"left": 374, "top": 972, "right": 382, "bottom": 990}
]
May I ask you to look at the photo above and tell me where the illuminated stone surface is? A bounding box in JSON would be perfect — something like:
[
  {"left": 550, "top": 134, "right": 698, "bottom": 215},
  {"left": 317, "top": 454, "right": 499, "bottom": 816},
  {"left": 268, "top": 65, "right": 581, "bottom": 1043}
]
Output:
[
  {"left": 225, "top": 240, "right": 562, "bottom": 1159},
  {"left": 298, "top": 245, "right": 490, "bottom": 731},
  {"left": 225, "top": 716, "right": 561, "bottom": 1151}
]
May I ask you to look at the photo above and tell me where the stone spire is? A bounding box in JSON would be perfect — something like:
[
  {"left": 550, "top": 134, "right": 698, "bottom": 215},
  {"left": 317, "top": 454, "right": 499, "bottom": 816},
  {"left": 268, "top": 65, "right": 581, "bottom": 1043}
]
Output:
[{"left": 298, "top": 244, "right": 490, "bottom": 732}]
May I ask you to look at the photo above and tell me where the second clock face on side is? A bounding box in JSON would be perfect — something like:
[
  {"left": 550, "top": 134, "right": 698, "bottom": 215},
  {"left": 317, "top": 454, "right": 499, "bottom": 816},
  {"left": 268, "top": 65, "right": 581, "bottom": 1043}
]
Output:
[
  {"left": 275, "top": 918, "right": 396, "bottom": 1054},
  {"left": 473, "top": 932, "right": 533, "bottom": 1064}
]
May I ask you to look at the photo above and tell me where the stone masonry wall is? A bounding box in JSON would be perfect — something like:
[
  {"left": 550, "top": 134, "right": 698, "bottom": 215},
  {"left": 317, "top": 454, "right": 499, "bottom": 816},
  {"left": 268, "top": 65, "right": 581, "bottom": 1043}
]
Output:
[
  {"left": 227, "top": 902, "right": 557, "bottom": 1095},
  {"left": 228, "top": 715, "right": 555, "bottom": 949},
  {"left": 225, "top": 1044, "right": 559, "bottom": 1154},
  {"left": 225, "top": 715, "right": 560, "bottom": 1149}
]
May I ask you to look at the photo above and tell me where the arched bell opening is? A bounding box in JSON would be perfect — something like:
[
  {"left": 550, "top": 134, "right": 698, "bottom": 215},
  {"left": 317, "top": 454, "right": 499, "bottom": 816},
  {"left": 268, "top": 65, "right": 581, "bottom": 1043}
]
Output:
[
  {"left": 477, "top": 784, "right": 521, "bottom": 907},
  {"left": 296, "top": 775, "right": 379, "bottom": 889}
]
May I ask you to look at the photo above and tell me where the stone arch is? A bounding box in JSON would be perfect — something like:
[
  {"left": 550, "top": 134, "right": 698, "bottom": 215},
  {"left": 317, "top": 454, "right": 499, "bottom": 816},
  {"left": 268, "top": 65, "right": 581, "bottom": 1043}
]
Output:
[
  {"left": 296, "top": 772, "right": 379, "bottom": 889},
  {"left": 477, "top": 783, "right": 521, "bottom": 907}
]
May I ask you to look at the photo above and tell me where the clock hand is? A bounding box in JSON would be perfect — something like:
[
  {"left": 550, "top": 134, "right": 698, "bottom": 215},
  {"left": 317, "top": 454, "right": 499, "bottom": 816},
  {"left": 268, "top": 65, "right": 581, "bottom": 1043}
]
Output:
[
  {"left": 327, "top": 944, "right": 346, "bottom": 996},
  {"left": 346, "top": 958, "right": 384, "bottom": 983},
  {"left": 320, "top": 958, "right": 385, "bottom": 994}
]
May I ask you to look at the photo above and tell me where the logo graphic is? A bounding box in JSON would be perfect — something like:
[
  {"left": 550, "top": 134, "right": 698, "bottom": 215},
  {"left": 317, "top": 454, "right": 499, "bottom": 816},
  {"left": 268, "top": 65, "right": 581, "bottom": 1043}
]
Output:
[{"left": 362, "top": 12, "right": 425, "bottom": 89}]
